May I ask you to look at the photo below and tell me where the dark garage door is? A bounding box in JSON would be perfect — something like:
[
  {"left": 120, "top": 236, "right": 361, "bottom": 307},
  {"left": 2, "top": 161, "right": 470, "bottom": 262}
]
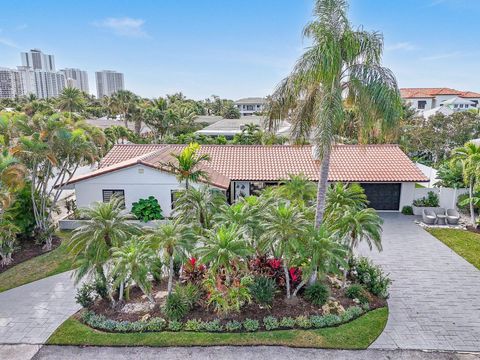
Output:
[{"left": 360, "top": 183, "right": 401, "bottom": 210}]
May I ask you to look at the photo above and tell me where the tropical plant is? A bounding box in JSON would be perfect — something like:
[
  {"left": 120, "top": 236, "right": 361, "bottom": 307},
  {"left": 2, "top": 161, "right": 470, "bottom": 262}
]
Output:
[
  {"left": 304, "top": 283, "right": 330, "bottom": 306},
  {"left": 57, "top": 87, "right": 85, "bottom": 116},
  {"left": 143, "top": 97, "right": 179, "bottom": 141},
  {"left": 267, "top": 0, "right": 401, "bottom": 228},
  {"left": 0, "top": 149, "right": 26, "bottom": 209},
  {"left": 221, "top": 102, "right": 241, "bottom": 119},
  {"left": 350, "top": 257, "right": 391, "bottom": 298},
  {"left": 68, "top": 197, "right": 140, "bottom": 296},
  {"left": 0, "top": 219, "right": 20, "bottom": 266},
  {"left": 435, "top": 160, "right": 464, "bottom": 189},
  {"left": 412, "top": 191, "right": 439, "bottom": 207},
  {"left": 163, "top": 292, "right": 189, "bottom": 321},
  {"left": 106, "top": 90, "right": 139, "bottom": 130},
  {"left": 146, "top": 221, "right": 193, "bottom": 294},
  {"left": 249, "top": 276, "right": 277, "bottom": 308},
  {"left": 324, "top": 183, "right": 368, "bottom": 223},
  {"left": 203, "top": 276, "right": 253, "bottom": 315},
  {"left": 165, "top": 143, "right": 211, "bottom": 189},
  {"left": 276, "top": 174, "right": 317, "bottom": 206},
  {"left": 131, "top": 196, "right": 164, "bottom": 222},
  {"left": 111, "top": 237, "right": 155, "bottom": 302}
]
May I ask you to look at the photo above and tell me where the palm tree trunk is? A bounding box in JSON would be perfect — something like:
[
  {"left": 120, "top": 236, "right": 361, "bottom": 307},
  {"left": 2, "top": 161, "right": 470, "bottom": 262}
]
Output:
[
  {"left": 315, "top": 146, "right": 332, "bottom": 228},
  {"left": 168, "top": 256, "right": 174, "bottom": 295},
  {"left": 292, "top": 279, "right": 307, "bottom": 297},
  {"left": 283, "top": 265, "right": 291, "bottom": 299},
  {"left": 469, "top": 178, "right": 476, "bottom": 226},
  {"left": 134, "top": 119, "right": 141, "bottom": 136},
  {"left": 119, "top": 282, "right": 124, "bottom": 302}
]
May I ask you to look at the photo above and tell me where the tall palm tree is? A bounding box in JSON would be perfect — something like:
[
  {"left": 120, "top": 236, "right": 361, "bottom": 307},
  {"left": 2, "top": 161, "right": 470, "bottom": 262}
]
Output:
[
  {"left": 111, "top": 237, "right": 155, "bottom": 302},
  {"left": 267, "top": 0, "right": 401, "bottom": 228},
  {"left": 68, "top": 197, "right": 140, "bottom": 288},
  {"left": 173, "top": 186, "right": 226, "bottom": 229},
  {"left": 196, "top": 224, "right": 253, "bottom": 281},
  {"left": 108, "top": 90, "right": 139, "bottom": 129},
  {"left": 146, "top": 221, "right": 192, "bottom": 294},
  {"left": 57, "top": 87, "right": 85, "bottom": 116},
  {"left": 166, "top": 143, "right": 211, "bottom": 189},
  {"left": 261, "top": 202, "right": 309, "bottom": 298},
  {"left": 451, "top": 142, "right": 480, "bottom": 225}
]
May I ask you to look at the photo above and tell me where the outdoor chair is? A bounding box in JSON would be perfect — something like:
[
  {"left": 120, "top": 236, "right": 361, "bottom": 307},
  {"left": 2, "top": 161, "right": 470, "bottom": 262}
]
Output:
[
  {"left": 446, "top": 209, "right": 460, "bottom": 225},
  {"left": 422, "top": 209, "right": 437, "bottom": 225}
]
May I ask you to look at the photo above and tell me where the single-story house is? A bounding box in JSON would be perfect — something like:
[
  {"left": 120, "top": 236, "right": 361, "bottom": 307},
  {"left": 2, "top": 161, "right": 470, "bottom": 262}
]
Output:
[{"left": 61, "top": 144, "right": 428, "bottom": 216}]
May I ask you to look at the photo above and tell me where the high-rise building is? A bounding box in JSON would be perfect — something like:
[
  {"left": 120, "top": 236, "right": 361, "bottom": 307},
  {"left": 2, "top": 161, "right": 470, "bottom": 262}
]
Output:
[
  {"left": 0, "top": 68, "right": 17, "bottom": 98},
  {"left": 95, "top": 70, "right": 124, "bottom": 98},
  {"left": 15, "top": 66, "right": 36, "bottom": 97},
  {"left": 32, "top": 71, "right": 66, "bottom": 99},
  {"left": 60, "top": 68, "right": 89, "bottom": 93},
  {"left": 21, "top": 49, "right": 55, "bottom": 71}
]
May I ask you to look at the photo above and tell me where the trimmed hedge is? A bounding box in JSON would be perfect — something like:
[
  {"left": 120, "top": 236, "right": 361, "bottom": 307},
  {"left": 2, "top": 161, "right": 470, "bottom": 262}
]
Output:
[{"left": 81, "top": 305, "right": 368, "bottom": 334}]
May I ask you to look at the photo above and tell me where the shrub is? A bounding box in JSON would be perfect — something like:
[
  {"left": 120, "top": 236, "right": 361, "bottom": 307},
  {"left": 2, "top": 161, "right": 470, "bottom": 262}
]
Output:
[
  {"left": 131, "top": 196, "right": 164, "bottom": 222},
  {"left": 351, "top": 257, "right": 391, "bottom": 298},
  {"left": 75, "top": 283, "right": 96, "bottom": 308},
  {"left": 249, "top": 276, "right": 277, "bottom": 308},
  {"left": 401, "top": 206, "right": 413, "bottom": 215},
  {"left": 167, "top": 320, "right": 183, "bottom": 331},
  {"left": 457, "top": 193, "right": 480, "bottom": 213},
  {"left": 181, "top": 257, "right": 206, "bottom": 285},
  {"left": 184, "top": 319, "right": 203, "bottom": 331},
  {"left": 174, "top": 283, "right": 201, "bottom": 309},
  {"left": 163, "top": 293, "right": 189, "bottom": 321},
  {"left": 202, "top": 319, "right": 223, "bottom": 332},
  {"left": 243, "top": 318, "right": 259, "bottom": 332},
  {"left": 412, "top": 191, "right": 439, "bottom": 207},
  {"left": 322, "top": 314, "right": 341, "bottom": 327},
  {"left": 279, "top": 316, "right": 296, "bottom": 328},
  {"left": 204, "top": 276, "right": 252, "bottom": 315},
  {"left": 341, "top": 306, "right": 364, "bottom": 322},
  {"left": 345, "top": 284, "right": 370, "bottom": 304},
  {"left": 225, "top": 320, "right": 242, "bottom": 332},
  {"left": 263, "top": 316, "right": 279, "bottom": 330},
  {"left": 146, "top": 317, "right": 166, "bottom": 331},
  {"left": 295, "top": 315, "right": 312, "bottom": 329},
  {"left": 304, "top": 283, "right": 330, "bottom": 306},
  {"left": 310, "top": 315, "right": 327, "bottom": 328}
]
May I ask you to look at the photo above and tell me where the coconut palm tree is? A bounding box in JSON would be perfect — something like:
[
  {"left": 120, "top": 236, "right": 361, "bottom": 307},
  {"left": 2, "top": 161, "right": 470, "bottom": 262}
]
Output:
[
  {"left": 451, "top": 142, "right": 480, "bottom": 225},
  {"left": 111, "top": 237, "right": 155, "bottom": 302},
  {"left": 68, "top": 197, "right": 140, "bottom": 289},
  {"left": 165, "top": 143, "right": 211, "bottom": 189},
  {"left": 107, "top": 90, "right": 139, "bottom": 129},
  {"left": 146, "top": 221, "right": 192, "bottom": 295},
  {"left": 267, "top": 0, "right": 401, "bottom": 228},
  {"left": 261, "top": 202, "right": 309, "bottom": 298},
  {"left": 197, "top": 224, "right": 252, "bottom": 281},
  {"left": 57, "top": 87, "right": 85, "bottom": 116}
]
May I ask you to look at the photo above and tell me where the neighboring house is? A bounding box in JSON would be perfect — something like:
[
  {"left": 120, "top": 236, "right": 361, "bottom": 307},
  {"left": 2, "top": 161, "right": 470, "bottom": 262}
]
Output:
[
  {"left": 85, "top": 116, "right": 152, "bottom": 135},
  {"left": 235, "top": 97, "right": 267, "bottom": 116},
  {"left": 195, "top": 116, "right": 290, "bottom": 139},
  {"left": 61, "top": 144, "right": 428, "bottom": 216},
  {"left": 401, "top": 88, "right": 480, "bottom": 118}
]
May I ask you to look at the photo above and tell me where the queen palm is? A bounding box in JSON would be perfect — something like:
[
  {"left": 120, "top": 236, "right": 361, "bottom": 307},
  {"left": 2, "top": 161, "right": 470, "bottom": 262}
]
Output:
[
  {"left": 166, "top": 143, "right": 211, "bottom": 189},
  {"left": 146, "top": 221, "right": 192, "bottom": 294},
  {"left": 68, "top": 197, "right": 140, "bottom": 288},
  {"left": 451, "top": 142, "right": 480, "bottom": 225},
  {"left": 268, "top": 0, "right": 401, "bottom": 227},
  {"left": 57, "top": 87, "right": 85, "bottom": 116}
]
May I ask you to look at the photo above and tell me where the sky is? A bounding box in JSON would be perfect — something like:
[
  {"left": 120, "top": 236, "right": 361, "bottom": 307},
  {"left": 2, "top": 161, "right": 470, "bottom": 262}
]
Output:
[{"left": 0, "top": 0, "right": 479, "bottom": 100}]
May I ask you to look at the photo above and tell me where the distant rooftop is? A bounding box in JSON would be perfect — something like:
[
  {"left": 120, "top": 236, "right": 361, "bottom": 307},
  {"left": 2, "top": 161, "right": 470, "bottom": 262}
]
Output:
[
  {"left": 234, "top": 97, "right": 267, "bottom": 104},
  {"left": 195, "top": 116, "right": 290, "bottom": 138},
  {"left": 400, "top": 87, "right": 480, "bottom": 99}
]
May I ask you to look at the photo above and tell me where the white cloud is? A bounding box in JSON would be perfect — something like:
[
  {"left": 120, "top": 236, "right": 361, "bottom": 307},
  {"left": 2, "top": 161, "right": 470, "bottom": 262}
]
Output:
[
  {"left": 93, "top": 17, "right": 148, "bottom": 38},
  {"left": 0, "top": 37, "right": 20, "bottom": 49},
  {"left": 420, "top": 51, "right": 464, "bottom": 61},
  {"left": 386, "top": 42, "right": 417, "bottom": 51}
]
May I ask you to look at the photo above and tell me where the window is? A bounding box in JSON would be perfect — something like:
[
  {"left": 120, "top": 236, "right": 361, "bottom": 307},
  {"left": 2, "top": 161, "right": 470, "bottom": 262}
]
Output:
[
  {"left": 472, "top": 100, "right": 478, "bottom": 107},
  {"left": 102, "top": 189, "right": 125, "bottom": 208},
  {"left": 246, "top": 105, "right": 254, "bottom": 111},
  {"left": 417, "top": 100, "right": 427, "bottom": 109}
]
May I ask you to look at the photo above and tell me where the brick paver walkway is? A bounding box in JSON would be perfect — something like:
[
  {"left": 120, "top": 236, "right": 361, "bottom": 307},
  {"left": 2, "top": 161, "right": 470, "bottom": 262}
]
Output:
[
  {"left": 0, "top": 271, "right": 79, "bottom": 344},
  {"left": 357, "top": 213, "right": 480, "bottom": 352}
]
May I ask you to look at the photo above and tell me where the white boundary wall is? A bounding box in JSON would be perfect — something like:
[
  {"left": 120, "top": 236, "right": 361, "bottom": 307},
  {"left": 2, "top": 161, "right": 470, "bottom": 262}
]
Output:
[{"left": 413, "top": 187, "right": 468, "bottom": 209}]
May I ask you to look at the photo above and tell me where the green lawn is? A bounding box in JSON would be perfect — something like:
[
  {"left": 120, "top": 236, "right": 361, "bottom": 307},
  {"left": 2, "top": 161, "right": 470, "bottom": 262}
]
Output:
[
  {"left": 427, "top": 228, "right": 480, "bottom": 270},
  {"left": 47, "top": 308, "right": 387, "bottom": 349},
  {"left": 0, "top": 232, "right": 75, "bottom": 292}
]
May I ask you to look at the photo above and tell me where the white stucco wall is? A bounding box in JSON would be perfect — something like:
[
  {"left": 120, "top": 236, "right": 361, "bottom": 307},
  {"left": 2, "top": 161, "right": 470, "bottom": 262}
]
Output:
[
  {"left": 399, "top": 182, "right": 415, "bottom": 210},
  {"left": 74, "top": 165, "right": 186, "bottom": 217}
]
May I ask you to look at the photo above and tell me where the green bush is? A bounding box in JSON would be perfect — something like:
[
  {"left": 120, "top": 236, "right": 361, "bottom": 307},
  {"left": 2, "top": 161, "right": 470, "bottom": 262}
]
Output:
[
  {"left": 295, "top": 315, "right": 312, "bottom": 329},
  {"left": 174, "top": 283, "right": 201, "bottom": 309},
  {"left": 401, "top": 206, "right": 413, "bottom": 215},
  {"left": 75, "top": 283, "right": 96, "bottom": 308},
  {"left": 249, "top": 276, "right": 277, "bottom": 308},
  {"left": 225, "top": 320, "right": 242, "bottom": 332},
  {"left": 345, "top": 284, "right": 369, "bottom": 304},
  {"left": 457, "top": 193, "right": 480, "bottom": 213},
  {"left": 184, "top": 319, "right": 203, "bottom": 331},
  {"left": 4, "top": 184, "right": 36, "bottom": 238},
  {"left": 322, "top": 314, "right": 342, "bottom": 327},
  {"left": 309, "top": 315, "right": 327, "bottom": 328},
  {"left": 279, "top": 316, "right": 296, "bottom": 328},
  {"left": 131, "top": 196, "right": 164, "bottom": 222},
  {"left": 163, "top": 293, "right": 189, "bottom": 321},
  {"left": 263, "top": 316, "right": 279, "bottom": 330},
  {"left": 341, "top": 306, "right": 364, "bottom": 322},
  {"left": 167, "top": 320, "right": 183, "bottom": 331},
  {"left": 202, "top": 319, "right": 223, "bottom": 332},
  {"left": 412, "top": 191, "right": 439, "bottom": 207},
  {"left": 243, "top": 318, "right": 259, "bottom": 332},
  {"left": 304, "top": 283, "right": 330, "bottom": 306},
  {"left": 352, "top": 257, "right": 391, "bottom": 299},
  {"left": 145, "top": 317, "right": 166, "bottom": 331}
]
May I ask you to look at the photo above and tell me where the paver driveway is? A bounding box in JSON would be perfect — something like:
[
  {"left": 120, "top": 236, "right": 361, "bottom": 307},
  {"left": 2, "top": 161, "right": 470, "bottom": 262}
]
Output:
[
  {"left": 357, "top": 213, "right": 480, "bottom": 352},
  {"left": 0, "top": 271, "right": 79, "bottom": 344}
]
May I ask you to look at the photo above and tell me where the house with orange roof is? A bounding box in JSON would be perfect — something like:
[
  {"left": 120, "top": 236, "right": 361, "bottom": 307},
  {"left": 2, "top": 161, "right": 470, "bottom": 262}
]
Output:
[
  {"left": 60, "top": 144, "right": 428, "bottom": 217},
  {"left": 400, "top": 88, "right": 480, "bottom": 115}
]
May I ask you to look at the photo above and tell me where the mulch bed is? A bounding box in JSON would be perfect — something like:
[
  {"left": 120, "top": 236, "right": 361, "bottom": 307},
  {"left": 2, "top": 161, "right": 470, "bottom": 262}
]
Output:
[
  {"left": 466, "top": 226, "right": 480, "bottom": 234},
  {"left": 0, "top": 236, "right": 62, "bottom": 274},
  {"left": 89, "top": 278, "right": 386, "bottom": 323}
]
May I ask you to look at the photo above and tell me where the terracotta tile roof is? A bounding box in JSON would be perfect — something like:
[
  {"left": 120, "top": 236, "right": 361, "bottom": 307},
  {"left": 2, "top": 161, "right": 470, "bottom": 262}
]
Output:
[
  {"left": 65, "top": 144, "right": 427, "bottom": 188},
  {"left": 400, "top": 87, "right": 480, "bottom": 99}
]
